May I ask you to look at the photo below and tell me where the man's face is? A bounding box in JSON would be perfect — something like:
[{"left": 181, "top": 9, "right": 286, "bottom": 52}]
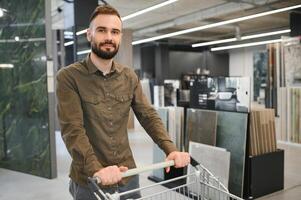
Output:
[{"left": 87, "top": 14, "right": 122, "bottom": 60}]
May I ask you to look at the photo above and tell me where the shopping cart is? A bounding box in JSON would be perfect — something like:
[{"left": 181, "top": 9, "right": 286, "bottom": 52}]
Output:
[{"left": 88, "top": 157, "right": 244, "bottom": 200}]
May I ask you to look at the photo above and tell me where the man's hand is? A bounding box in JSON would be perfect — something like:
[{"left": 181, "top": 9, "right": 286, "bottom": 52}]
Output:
[
  {"left": 93, "top": 165, "right": 128, "bottom": 185},
  {"left": 165, "top": 151, "right": 190, "bottom": 173}
]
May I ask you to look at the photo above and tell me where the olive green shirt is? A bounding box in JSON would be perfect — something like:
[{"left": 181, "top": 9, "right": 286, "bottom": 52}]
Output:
[{"left": 56, "top": 55, "right": 177, "bottom": 186}]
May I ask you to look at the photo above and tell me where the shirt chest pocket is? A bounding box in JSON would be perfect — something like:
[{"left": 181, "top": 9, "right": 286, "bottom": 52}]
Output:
[
  {"left": 112, "top": 94, "right": 133, "bottom": 117},
  {"left": 81, "top": 95, "right": 105, "bottom": 119}
]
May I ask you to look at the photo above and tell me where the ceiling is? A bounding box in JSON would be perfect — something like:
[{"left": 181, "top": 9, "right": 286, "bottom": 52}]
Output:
[{"left": 53, "top": 0, "right": 301, "bottom": 46}]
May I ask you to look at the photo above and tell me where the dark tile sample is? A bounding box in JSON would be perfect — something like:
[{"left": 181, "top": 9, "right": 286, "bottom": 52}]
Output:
[
  {"left": 216, "top": 111, "right": 248, "bottom": 197},
  {"left": 186, "top": 109, "right": 217, "bottom": 146}
]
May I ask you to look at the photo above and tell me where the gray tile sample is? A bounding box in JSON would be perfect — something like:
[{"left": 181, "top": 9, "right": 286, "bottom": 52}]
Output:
[
  {"left": 187, "top": 141, "right": 230, "bottom": 196},
  {"left": 167, "top": 107, "right": 184, "bottom": 150},
  {"left": 152, "top": 144, "right": 165, "bottom": 179},
  {"left": 216, "top": 111, "right": 248, "bottom": 197},
  {"left": 186, "top": 109, "right": 217, "bottom": 146},
  {"left": 152, "top": 107, "right": 184, "bottom": 179},
  {"left": 152, "top": 108, "right": 169, "bottom": 179}
]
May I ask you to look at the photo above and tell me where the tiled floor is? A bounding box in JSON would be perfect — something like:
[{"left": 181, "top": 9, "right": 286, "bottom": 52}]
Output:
[{"left": 0, "top": 130, "right": 301, "bottom": 200}]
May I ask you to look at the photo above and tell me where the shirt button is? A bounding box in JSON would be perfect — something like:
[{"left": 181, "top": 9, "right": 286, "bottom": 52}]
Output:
[
  {"left": 113, "top": 151, "right": 117, "bottom": 156},
  {"left": 110, "top": 122, "right": 113, "bottom": 126},
  {"left": 108, "top": 107, "right": 111, "bottom": 111}
]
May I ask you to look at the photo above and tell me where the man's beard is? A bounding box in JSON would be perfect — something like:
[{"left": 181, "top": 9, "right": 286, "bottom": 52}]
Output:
[{"left": 91, "top": 41, "right": 119, "bottom": 60}]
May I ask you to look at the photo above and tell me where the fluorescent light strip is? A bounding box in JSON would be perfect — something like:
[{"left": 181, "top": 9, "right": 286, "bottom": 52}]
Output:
[
  {"left": 192, "top": 38, "right": 237, "bottom": 47},
  {"left": 192, "top": 29, "right": 290, "bottom": 47},
  {"left": 77, "top": 49, "right": 91, "bottom": 55},
  {"left": 64, "top": 41, "right": 74, "bottom": 46},
  {"left": 121, "top": 0, "right": 178, "bottom": 21},
  {"left": 210, "top": 39, "right": 282, "bottom": 51},
  {"left": 242, "top": 29, "right": 290, "bottom": 40},
  {"left": 0, "top": 64, "right": 14, "bottom": 68},
  {"left": 133, "top": 4, "right": 301, "bottom": 45},
  {"left": 76, "top": 0, "right": 178, "bottom": 36},
  {"left": 76, "top": 29, "right": 87, "bottom": 36}
]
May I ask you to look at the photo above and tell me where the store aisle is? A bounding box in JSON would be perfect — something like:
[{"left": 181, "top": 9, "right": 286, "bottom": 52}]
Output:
[{"left": 0, "top": 130, "right": 300, "bottom": 200}]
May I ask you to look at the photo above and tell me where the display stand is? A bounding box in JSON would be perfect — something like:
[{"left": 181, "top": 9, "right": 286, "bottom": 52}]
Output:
[{"left": 244, "top": 149, "right": 284, "bottom": 199}]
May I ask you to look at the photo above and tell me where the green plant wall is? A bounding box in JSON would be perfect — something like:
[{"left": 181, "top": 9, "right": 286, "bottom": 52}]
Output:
[{"left": 0, "top": 0, "right": 53, "bottom": 178}]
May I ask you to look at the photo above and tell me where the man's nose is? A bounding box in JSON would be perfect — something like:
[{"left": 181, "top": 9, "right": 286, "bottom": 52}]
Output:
[{"left": 104, "top": 31, "right": 113, "bottom": 40}]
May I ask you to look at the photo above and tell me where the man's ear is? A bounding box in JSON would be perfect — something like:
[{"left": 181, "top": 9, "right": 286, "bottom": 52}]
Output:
[{"left": 86, "top": 28, "right": 91, "bottom": 42}]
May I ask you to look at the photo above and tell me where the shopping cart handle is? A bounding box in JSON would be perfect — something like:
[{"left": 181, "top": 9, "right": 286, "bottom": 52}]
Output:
[
  {"left": 91, "top": 156, "right": 199, "bottom": 184},
  {"left": 122, "top": 156, "right": 200, "bottom": 178},
  {"left": 122, "top": 160, "right": 175, "bottom": 178}
]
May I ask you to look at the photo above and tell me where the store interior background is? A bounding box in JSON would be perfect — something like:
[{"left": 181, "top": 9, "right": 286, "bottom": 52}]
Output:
[{"left": 0, "top": 0, "right": 301, "bottom": 199}]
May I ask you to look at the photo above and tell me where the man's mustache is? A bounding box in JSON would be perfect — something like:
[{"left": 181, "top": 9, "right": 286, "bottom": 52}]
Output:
[{"left": 99, "top": 41, "right": 116, "bottom": 48}]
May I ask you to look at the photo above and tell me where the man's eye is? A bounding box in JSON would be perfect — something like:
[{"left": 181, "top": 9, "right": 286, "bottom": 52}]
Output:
[
  {"left": 112, "top": 30, "right": 120, "bottom": 35},
  {"left": 98, "top": 29, "right": 106, "bottom": 33}
]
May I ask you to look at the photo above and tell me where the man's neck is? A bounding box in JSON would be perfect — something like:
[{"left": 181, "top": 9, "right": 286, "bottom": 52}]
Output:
[{"left": 90, "top": 52, "right": 113, "bottom": 75}]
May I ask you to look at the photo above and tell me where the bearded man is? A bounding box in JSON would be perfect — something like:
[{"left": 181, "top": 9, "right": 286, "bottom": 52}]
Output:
[{"left": 56, "top": 5, "right": 190, "bottom": 200}]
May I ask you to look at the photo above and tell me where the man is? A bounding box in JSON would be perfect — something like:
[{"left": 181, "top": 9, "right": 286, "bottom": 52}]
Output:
[{"left": 56, "top": 5, "right": 190, "bottom": 200}]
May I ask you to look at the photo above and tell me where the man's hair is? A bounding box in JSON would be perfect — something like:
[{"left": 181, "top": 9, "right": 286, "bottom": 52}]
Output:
[{"left": 89, "top": 5, "right": 121, "bottom": 24}]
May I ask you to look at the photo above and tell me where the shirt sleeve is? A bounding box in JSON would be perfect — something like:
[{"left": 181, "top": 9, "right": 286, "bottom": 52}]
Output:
[
  {"left": 131, "top": 75, "right": 178, "bottom": 155},
  {"left": 56, "top": 68, "right": 103, "bottom": 177}
]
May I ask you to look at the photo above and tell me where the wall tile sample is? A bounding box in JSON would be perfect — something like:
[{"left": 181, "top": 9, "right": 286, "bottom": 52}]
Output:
[
  {"left": 289, "top": 88, "right": 301, "bottom": 143},
  {"left": 186, "top": 109, "right": 217, "bottom": 146},
  {"left": 277, "top": 88, "right": 288, "bottom": 141},
  {"left": 277, "top": 87, "right": 301, "bottom": 144},
  {"left": 0, "top": 0, "right": 56, "bottom": 178},
  {"left": 284, "top": 43, "right": 301, "bottom": 87},
  {"left": 216, "top": 111, "right": 248, "bottom": 197}
]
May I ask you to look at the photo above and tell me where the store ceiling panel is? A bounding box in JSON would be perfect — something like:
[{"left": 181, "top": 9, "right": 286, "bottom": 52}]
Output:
[
  {"left": 51, "top": 0, "right": 301, "bottom": 45},
  {"left": 104, "top": 0, "right": 300, "bottom": 45}
]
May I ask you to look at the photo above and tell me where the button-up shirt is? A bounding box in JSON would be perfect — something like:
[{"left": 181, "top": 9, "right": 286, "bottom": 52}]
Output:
[{"left": 56, "top": 55, "right": 177, "bottom": 186}]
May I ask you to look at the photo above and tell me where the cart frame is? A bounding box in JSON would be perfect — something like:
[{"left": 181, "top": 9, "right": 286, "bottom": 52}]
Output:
[{"left": 88, "top": 158, "right": 244, "bottom": 200}]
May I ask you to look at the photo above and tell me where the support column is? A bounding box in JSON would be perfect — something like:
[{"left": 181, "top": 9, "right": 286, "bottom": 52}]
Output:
[
  {"left": 45, "top": 0, "right": 57, "bottom": 178},
  {"left": 155, "top": 44, "right": 169, "bottom": 85},
  {"left": 115, "top": 29, "right": 135, "bottom": 129},
  {"left": 115, "top": 29, "right": 133, "bottom": 67}
]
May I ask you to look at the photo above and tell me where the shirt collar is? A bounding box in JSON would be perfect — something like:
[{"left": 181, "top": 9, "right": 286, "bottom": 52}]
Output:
[{"left": 85, "top": 54, "right": 123, "bottom": 75}]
